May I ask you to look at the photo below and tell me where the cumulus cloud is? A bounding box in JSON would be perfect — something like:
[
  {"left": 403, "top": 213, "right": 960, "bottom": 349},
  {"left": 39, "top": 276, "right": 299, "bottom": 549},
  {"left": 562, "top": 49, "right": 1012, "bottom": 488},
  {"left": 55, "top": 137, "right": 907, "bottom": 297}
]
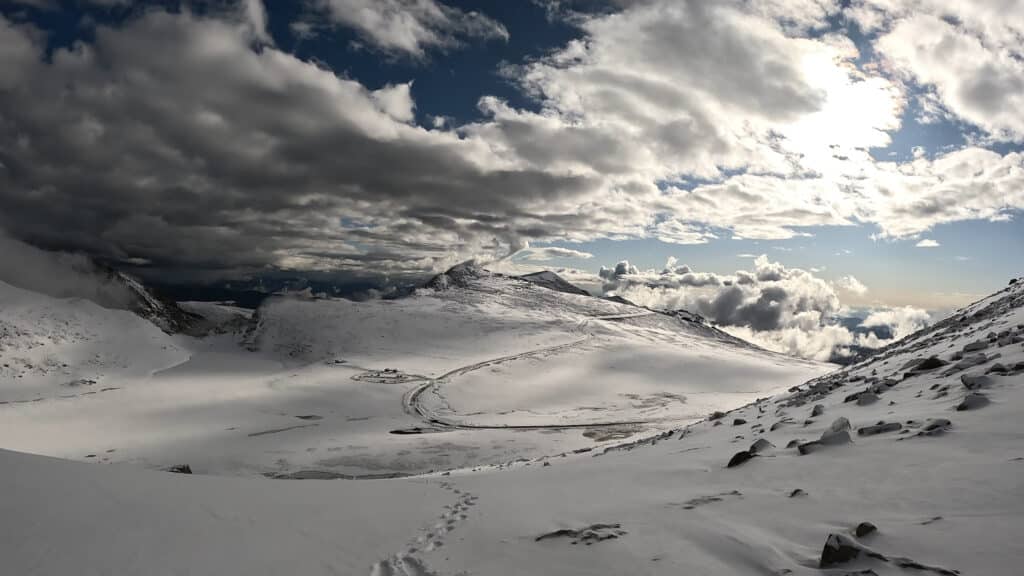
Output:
[
  {"left": 0, "top": 0, "right": 1022, "bottom": 285},
  {"left": 311, "top": 0, "right": 509, "bottom": 57},
  {"left": 599, "top": 255, "right": 926, "bottom": 361},
  {"left": 861, "top": 306, "right": 931, "bottom": 340},
  {"left": 915, "top": 239, "right": 940, "bottom": 248},
  {"left": 863, "top": 1, "right": 1024, "bottom": 141},
  {"left": 834, "top": 275, "right": 868, "bottom": 295}
]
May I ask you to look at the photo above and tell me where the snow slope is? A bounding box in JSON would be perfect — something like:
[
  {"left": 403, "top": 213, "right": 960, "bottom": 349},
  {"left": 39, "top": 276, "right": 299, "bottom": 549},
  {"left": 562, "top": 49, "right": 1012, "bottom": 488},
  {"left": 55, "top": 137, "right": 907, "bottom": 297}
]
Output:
[
  {"left": 4, "top": 272, "right": 1021, "bottom": 575},
  {"left": 0, "top": 280, "right": 189, "bottom": 402},
  {"left": 1, "top": 266, "right": 825, "bottom": 478}
]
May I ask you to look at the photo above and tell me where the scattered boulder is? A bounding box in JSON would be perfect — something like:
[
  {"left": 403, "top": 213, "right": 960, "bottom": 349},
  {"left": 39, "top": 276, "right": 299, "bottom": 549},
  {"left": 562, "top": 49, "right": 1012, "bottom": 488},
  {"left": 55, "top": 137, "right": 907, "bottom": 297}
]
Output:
[
  {"left": 820, "top": 533, "right": 866, "bottom": 567},
  {"left": 916, "top": 356, "right": 947, "bottom": 370},
  {"left": 799, "top": 417, "right": 852, "bottom": 454},
  {"left": 857, "top": 422, "right": 902, "bottom": 437},
  {"left": 727, "top": 450, "right": 755, "bottom": 468},
  {"left": 956, "top": 393, "right": 989, "bottom": 411},
  {"left": 749, "top": 438, "right": 774, "bottom": 454},
  {"left": 811, "top": 404, "right": 825, "bottom": 417},
  {"left": 855, "top": 522, "right": 878, "bottom": 538},
  {"left": 986, "top": 363, "right": 1009, "bottom": 374},
  {"left": 708, "top": 411, "right": 726, "bottom": 421},
  {"left": 786, "top": 439, "right": 803, "bottom": 449},
  {"left": 963, "top": 341, "right": 989, "bottom": 353},
  {"left": 733, "top": 418, "right": 747, "bottom": 426},
  {"left": 945, "top": 353, "right": 990, "bottom": 374},
  {"left": 918, "top": 419, "right": 952, "bottom": 436},
  {"left": 164, "top": 464, "right": 193, "bottom": 474},
  {"left": 857, "top": 392, "right": 880, "bottom": 406},
  {"left": 789, "top": 488, "right": 807, "bottom": 498},
  {"left": 961, "top": 374, "right": 994, "bottom": 390}
]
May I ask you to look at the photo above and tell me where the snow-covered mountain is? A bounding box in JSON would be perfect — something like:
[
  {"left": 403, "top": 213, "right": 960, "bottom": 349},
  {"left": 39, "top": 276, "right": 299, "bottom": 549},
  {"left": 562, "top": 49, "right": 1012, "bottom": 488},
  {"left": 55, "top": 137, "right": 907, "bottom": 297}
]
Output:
[
  {"left": 517, "top": 270, "right": 592, "bottom": 296},
  {"left": 1, "top": 271, "right": 1022, "bottom": 575}
]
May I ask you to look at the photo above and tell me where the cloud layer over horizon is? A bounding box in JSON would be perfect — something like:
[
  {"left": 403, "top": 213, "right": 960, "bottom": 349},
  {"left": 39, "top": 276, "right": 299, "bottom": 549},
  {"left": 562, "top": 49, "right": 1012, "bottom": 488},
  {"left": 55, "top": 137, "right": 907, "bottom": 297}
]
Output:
[{"left": 596, "top": 254, "right": 930, "bottom": 361}]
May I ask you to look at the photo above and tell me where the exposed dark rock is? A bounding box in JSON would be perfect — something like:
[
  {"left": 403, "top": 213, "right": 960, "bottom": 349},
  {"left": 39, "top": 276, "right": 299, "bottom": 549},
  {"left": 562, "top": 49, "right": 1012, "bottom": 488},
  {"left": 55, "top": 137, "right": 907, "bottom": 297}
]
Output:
[
  {"left": 857, "top": 422, "right": 902, "bottom": 437},
  {"left": 855, "top": 522, "right": 877, "bottom": 538},
  {"left": 857, "top": 392, "right": 880, "bottom": 406},
  {"left": 749, "top": 438, "right": 774, "bottom": 454},
  {"left": 961, "top": 374, "right": 994, "bottom": 390},
  {"left": 165, "top": 464, "right": 193, "bottom": 474},
  {"left": 915, "top": 356, "right": 947, "bottom": 370},
  {"left": 918, "top": 419, "right": 952, "bottom": 436},
  {"left": 820, "top": 533, "right": 877, "bottom": 568},
  {"left": 986, "top": 363, "right": 1009, "bottom": 374},
  {"left": 956, "top": 393, "right": 989, "bottom": 411},
  {"left": 789, "top": 488, "right": 807, "bottom": 498},
  {"left": 733, "top": 418, "right": 747, "bottom": 426},
  {"left": 709, "top": 411, "right": 726, "bottom": 421},
  {"left": 963, "top": 341, "right": 989, "bottom": 353},
  {"left": 811, "top": 404, "right": 825, "bottom": 417},
  {"left": 727, "top": 450, "right": 755, "bottom": 468}
]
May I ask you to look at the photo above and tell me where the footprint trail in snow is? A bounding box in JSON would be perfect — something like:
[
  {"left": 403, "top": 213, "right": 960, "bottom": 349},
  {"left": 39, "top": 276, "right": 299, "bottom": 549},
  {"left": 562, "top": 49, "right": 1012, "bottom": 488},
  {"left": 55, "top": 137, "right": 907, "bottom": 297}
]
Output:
[{"left": 370, "top": 481, "right": 478, "bottom": 576}]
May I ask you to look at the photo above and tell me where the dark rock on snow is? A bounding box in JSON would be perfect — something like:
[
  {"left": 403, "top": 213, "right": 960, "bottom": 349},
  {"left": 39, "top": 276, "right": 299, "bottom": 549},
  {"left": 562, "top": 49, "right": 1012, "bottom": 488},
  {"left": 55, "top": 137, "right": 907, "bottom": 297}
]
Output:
[{"left": 727, "top": 450, "right": 755, "bottom": 468}]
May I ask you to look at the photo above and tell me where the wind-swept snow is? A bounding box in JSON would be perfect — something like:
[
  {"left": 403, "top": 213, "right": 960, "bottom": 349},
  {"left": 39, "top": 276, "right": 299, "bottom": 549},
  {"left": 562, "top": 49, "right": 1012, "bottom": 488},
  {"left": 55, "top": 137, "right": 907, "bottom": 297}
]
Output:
[{"left": 2, "top": 271, "right": 1022, "bottom": 575}]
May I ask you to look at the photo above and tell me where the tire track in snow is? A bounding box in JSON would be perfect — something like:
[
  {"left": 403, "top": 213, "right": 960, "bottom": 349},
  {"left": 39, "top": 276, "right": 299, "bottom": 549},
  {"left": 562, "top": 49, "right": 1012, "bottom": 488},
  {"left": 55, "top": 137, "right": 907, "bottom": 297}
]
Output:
[{"left": 400, "top": 312, "right": 666, "bottom": 431}]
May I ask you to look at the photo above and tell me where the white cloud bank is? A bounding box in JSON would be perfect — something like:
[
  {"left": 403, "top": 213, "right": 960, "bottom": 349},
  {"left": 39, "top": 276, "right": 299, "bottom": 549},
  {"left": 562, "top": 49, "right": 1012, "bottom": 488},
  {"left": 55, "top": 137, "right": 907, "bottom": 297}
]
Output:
[{"left": 597, "top": 255, "right": 929, "bottom": 361}]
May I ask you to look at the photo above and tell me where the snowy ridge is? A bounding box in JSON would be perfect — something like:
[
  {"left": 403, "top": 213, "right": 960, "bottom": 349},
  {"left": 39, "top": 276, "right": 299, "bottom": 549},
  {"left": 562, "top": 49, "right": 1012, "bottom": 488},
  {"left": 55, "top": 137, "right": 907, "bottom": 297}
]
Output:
[
  {"left": 112, "top": 270, "right": 202, "bottom": 334},
  {"left": 517, "top": 270, "right": 591, "bottom": 296}
]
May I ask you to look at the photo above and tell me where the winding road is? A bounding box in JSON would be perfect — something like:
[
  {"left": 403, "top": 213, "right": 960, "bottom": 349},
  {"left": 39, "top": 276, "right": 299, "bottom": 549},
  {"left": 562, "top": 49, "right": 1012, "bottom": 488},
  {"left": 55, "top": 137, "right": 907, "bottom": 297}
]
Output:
[{"left": 397, "top": 311, "right": 667, "bottom": 431}]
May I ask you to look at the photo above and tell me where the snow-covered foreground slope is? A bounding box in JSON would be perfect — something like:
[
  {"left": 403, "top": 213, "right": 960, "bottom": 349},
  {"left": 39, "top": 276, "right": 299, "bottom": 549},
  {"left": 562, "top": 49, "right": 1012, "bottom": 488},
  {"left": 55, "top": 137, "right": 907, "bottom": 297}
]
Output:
[
  {"left": 1, "top": 268, "right": 825, "bottom": 477},
  {"left": 3, "top": 273, "right": 1022, "bottom": 575}
]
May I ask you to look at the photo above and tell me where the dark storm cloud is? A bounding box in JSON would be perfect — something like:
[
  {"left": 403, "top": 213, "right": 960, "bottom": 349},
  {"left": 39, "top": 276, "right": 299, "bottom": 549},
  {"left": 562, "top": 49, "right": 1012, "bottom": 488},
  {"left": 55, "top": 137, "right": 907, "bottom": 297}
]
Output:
[
  {"left": 2, "top": 0, "right": 1022, "bottom": 283},
  {"left": 0, "top": 8, "right": 602, "bottom": 279}
]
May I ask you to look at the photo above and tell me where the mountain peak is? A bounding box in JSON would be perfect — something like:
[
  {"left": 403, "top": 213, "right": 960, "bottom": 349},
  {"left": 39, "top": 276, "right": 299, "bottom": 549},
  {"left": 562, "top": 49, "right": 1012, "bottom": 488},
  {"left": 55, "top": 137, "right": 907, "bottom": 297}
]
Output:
[
  {"left": 518, "top": 270, "right": 590, "bottom": 296},
  {"left": 423, "top": 260, "right": 490, "bottom": 290}
]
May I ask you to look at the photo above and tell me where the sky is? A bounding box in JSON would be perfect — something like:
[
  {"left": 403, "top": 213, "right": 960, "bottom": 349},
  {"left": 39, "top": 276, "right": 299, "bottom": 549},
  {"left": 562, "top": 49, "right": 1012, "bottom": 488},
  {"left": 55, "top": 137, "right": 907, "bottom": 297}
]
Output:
[{"left": 1, "top": 0, "right": 1022, "bottom": 360}]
